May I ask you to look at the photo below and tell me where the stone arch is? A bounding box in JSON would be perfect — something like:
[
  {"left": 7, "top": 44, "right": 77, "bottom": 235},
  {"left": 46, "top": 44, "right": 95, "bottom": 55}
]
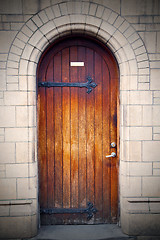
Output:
[
  {"left": 6, "top": 0, "right": 150, "bottom": 189},
  {"left": 7, "top": 2, "right": 149, "bottom": 89}
]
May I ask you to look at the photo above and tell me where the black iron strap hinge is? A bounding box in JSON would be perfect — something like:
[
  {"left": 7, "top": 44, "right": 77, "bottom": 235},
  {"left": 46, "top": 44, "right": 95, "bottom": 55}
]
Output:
[
  {"left": 38, "top": 76, "right": 98, "bottom": 94},
  {"left": 40, "top": 202, "right": 97, "bottom": 220}
]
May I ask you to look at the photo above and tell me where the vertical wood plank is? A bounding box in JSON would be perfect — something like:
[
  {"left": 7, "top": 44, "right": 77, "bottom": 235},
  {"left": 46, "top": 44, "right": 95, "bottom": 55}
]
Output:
[
  {"left": 94, "top": 52, "right": 103, "bottom": 222},
  {"left": 46, "top": 59, "right": 54, "bottom": 208},
  {"left": 102, "top": 60, "right": 111, "bottom": 222},
  {"left": 110, "top": 74, "right": 118, "bottom": 222},
  {"left": 38, "top": 85, "right": 47, "bottom": 209},
  {"left": 54, "top": 52, "right": 63, "bottom": 208},
  {"left": 78, "top": 46, "right": 87, "bottom": 209},
  {"left": 86, "top": 48, "right": 95, "bottom": 205},
  {"left": 62, "top": 48, "right": 70, "bottom": 208},
  {"left": 70, "top": 46, "right": 79, "bottom": 208}
]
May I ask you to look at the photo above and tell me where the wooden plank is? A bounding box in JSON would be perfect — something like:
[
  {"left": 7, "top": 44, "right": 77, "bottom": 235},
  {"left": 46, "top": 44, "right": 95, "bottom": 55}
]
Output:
[
  {"left": 70, "top": 46, "right": 79, "bottom": 208},
  {"left": 110, "top": 74, "right": 118, "bottom": 222},
  {"left": 78, "top": 46, "right": 87, "bottom": 210},
  {"left": 102, "top": 59, "right": 111, "bottom": 222},
  {"left": 86, "top": 48, "right": 95, "bottom": 207},
  {"left": 38, "top": 86, "right": 47, "bottom": 209},
  {"left": 94, "top": 52, "right": 103, "bottom": 222},
  {"left": 62, "top": 47, "right": 71, "bottom": 208},
  {"left": 54, "top": 52, "right": 63, "bottom": 208},
  {"left": 46, "top": 59, "right": 54, "bottom": 208}
]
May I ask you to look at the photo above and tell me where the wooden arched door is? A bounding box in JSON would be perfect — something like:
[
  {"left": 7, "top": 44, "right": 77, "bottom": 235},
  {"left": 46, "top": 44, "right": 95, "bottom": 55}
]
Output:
[{"left": 37, "top": 36, "right": 119, "bottom": 225}]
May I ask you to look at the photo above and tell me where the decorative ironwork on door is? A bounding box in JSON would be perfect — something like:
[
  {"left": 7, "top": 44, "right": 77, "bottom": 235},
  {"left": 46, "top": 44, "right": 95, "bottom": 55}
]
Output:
[{"left": 38, "top": 76, "right": 98, "bottom": 94}]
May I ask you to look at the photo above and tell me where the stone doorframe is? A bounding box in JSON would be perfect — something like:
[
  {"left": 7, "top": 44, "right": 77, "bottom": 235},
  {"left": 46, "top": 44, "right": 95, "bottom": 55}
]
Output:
[{"left": 6, "top": 1, "right": 149, "bottom": 235}]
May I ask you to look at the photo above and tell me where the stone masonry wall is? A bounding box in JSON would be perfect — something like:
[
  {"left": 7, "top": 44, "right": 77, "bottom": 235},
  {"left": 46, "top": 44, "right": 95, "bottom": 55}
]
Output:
[{"left": 0, "top": 0, "right": 160, "bottom": 238}]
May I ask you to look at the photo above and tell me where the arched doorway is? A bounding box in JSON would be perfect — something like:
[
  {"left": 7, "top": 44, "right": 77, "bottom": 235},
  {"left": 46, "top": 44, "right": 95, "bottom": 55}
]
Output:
[{"left": 37, "top": 36, "right": 119, "bottom": 225}]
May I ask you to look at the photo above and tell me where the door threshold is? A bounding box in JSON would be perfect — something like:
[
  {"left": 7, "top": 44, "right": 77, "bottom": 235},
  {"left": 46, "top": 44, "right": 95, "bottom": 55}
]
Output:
[{"left": 26, "top": 224, "right": 134, "bottom": 240}]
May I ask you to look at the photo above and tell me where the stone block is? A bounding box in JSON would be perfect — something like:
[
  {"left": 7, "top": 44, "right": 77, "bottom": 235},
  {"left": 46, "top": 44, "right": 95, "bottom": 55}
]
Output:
[
  {"left": 129, "top": 91, "right": 152, "bottom": 104},
  {"left": 17, "top": 31, "right": 29, "bottom": 43},
  {"left": 124, "top": 26, "right": 135, "bottom": 39},
  {"left": 13, "top": 38, "right": 25, "bottom": 49},
  {"left": 11, "top": 22, "right": 23, "bottom": 30},
  {"left": 143, "top": 141, "right": 160, "bottom": 162},
  {"left": 16, "top": 142, "right": 29, "bottom": 163},
  {"left": 89, "top": 3, "right": 97, "bottom": 16},
  {"left": 0, "top": 179, "right": 16, "bottom": 200},
  {"left": 138, "top": 75, "right": 149, "bottom": 82},
  {"left": 7, "top": 83, "right": 18, "bottom": 91},
  {"left": 96, "top": 0, "right": 120, "bottom": 14},
  {"left": 8, "top": 52, "right": 20, "bottom": 62},
  {"left": 28, "top": 92, "right": 36, "bottom": 106},
  {"left": 16, "top": 106, "right": 28, "bottom": 127},
  {"left": 59, "top": 2, "right": 68, "bottom": 15},
  {"left": 121, "top": 176, "right": 141, "bottom": 197},
  {"left": 96, "top": 5, "right": 104, "bottom": 18},
  {"left": 108, "top": 12, "right": 118, "bottom": 25},
  {"left": 138, "top": 83, "right": 149, "bottom": 90},
  {"left": 129, "top": 162, "right": 152, "bottom": 176},
  {"left": 126, "top": 105, "right": 142, "bottom": 126},
  {"left": 130, "top": 127, "right": 152, "bottom": 140},
  {"left": 0, "top": 106, "right": 15, "bottom": 127},
  {"left": 10, "top": 204, "right": 32, "bottom": 216},
  {"left": 7, "top": 60, "right": 19, "bottom": 69},
  {"left": 86, "top": 15, "right": 101, "bottom": 27},
  {"left": 101, "top": 21, "right": 116, "bottom": 36},
  {"left": 40, "top": 20, "right": 56, "bottom": 35},
  {"left": 5, "top": 128, "right": 28, "bottom": 142},
  {"left": 0, "top": 69, "right": 6, "bottom": 91},
  {"left": 4, "top": 91, "right": 27, "bottom": 105},
  {"left": 120, "top": 75, "right": 137, "bottom": 91},
  {"left": 121, "top": 212, "right": 160, "bottom": 236},
  {"left": 29, "top": 162, "right": 37, "bottom": 177},
  {"left": 17, "top": 177, "right": 37, "bottom": 199},
  {"left": 29, "top": 106, "right": 36, "bottom": 127},
  {"left": 29, "top": 142, "right": 37, "bottom": 162},
  {"left": 144, "top": 32, "right": 156, "bottom": 53},
  {"left": 0, "top": 0, "right": 22, "bottom": 14},
  {"left": 19, "top": 59, "right": 28, "bottom": 75},
  {"left": 10, "top": 45, "right": 22, "bottom": 56},
  {"left": 123, "top": 141, "right": 141, "bottom": 162},
  {"left": 26, "top": 20, "right": 37, "bottom": 32},
  {"left": 154, "top": 133, "right": 160, "bottom": 140},
  {"left": 153, "top": 106, "right": 160, "bottom": 125},
  {"left": 0, "top": 215, "right": 37, "bottom": 238},
  {"left": 81, "top": 2, "right": 90, "bottom": 15},
  {"left": 153, "top": 162, "right": 160, "bottom": 168},
  {"left": 151, "top": 69, "right": 160, "bottom": 90},
  {"left": 142, "top": 177, "right": 160, "bottom": 197},
  {"left": 32, "top": 14, "right": 43, "bottom": 27},
  {"left": 6, "top": 163, "right": 28, "bottom": 178},
  {"left": 19, "top": 75, "right": 27, "bottom": 90},
  {"left": 150, "top": 61, "right": 160, "bottom": 68},
  {"left": 38, "top": 10, "right": 48, "bottom": 23},
  {"left": 7, "top": 68, "right": 18, "bottom": 75},
  {"left": 52, "top": 5, "right": 61, "bottom": 17},
  {"left": 21, "top": 44, "right": 34, "bottom": 60},
  {"left": 142, "top": 106, "right": 152, "bottom": 126},
  {"left": 0, "top": 143, "right": 15, "bottom": 163},
  {"left": 22, "top": 0, "right": 39, "bottom": 14},
  {"left": 153, "top": 169, "right": 160, "bottom": 175},
  {"left": 157, "top": 32, "right": 160, "bottom": 53},
  {"left": 28, "top": 61, "right": 37, "bottom": 76},
  {"left": 0, "top": 205, "right": 9, "bottom": 216}
]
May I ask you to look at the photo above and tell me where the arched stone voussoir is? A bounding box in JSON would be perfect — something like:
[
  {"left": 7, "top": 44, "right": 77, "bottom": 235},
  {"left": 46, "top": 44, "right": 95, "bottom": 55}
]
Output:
[{"left": 6, "top": 2, "right": 150, "bottom": 90}]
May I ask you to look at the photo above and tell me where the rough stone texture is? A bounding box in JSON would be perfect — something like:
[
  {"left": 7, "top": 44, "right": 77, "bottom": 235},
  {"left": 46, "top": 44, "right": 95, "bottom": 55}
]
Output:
[{"left": 0, "top": 0, "right": 160, "bottom": 238}]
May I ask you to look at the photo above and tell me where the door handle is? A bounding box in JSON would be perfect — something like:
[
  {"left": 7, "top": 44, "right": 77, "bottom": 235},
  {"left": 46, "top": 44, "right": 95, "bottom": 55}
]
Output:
[{"left": 105, "top": 152, "right": 116, "bottom": 158}]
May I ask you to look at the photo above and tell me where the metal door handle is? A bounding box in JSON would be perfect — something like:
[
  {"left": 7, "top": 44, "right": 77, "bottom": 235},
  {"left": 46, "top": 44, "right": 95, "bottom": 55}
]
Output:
[{"left": 105, "top": 152, "right": 116, "bottom": 158}]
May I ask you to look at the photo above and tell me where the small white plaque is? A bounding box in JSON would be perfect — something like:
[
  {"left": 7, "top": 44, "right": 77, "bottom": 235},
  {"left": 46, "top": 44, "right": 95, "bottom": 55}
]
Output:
[{"left": 70, "top": 62, "right": 84, "bottom": 66}]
